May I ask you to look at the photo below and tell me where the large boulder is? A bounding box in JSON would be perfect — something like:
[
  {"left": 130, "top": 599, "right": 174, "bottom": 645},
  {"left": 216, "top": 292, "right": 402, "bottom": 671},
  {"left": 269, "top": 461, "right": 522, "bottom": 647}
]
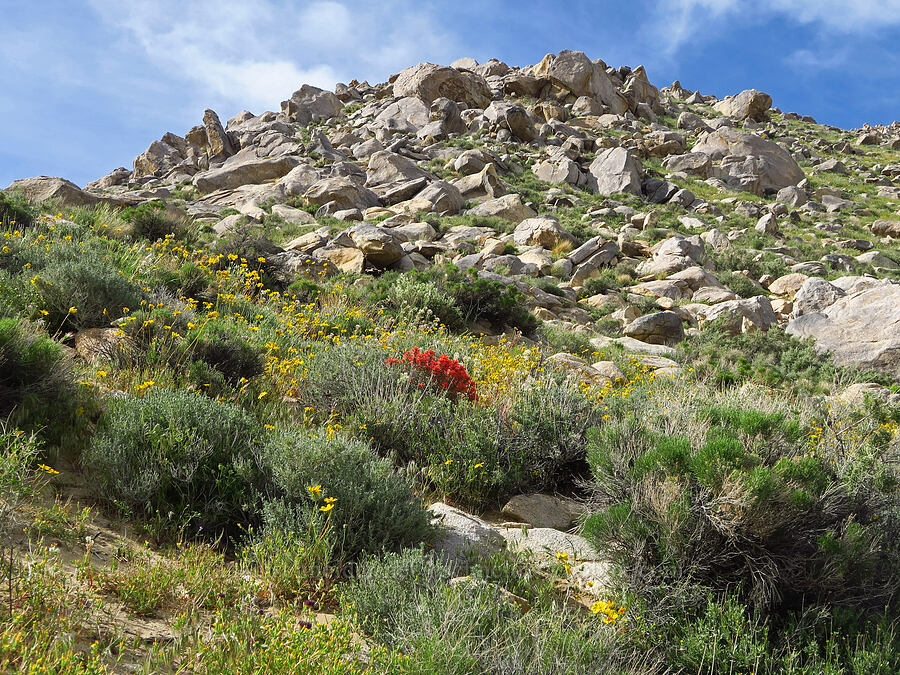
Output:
[
  {"left": 587, "top": 147, "right": 642, "bottom": 196},
  {"left": 713, "top": 89, "right": 772, "bottom": 121},
  {"left": 532, "top": 50, "right": 627, "bottom": 114},
  {"left": 365, "top": 151, "right": 430, "bottom": 187},
  {"left": 374, "top": 97, "right": 431, "bottom": 133},
  {"left": 392, "top": 63, "right": 491, "bottom": 108},
  {"left": 192, "top": 155, "right": 300, "bottom": 193},
  {"left": 662, "top": 152, "right": 712, "bottom": 177},
  {"left": 314, "top": 246, "right": 365, "bottom": 274},
  {"left": 3, "top": 176, "right": 100, "bottom": 207},
  {"left": 699, "top": 296, "right": 777, "bottom": 334},
  {"left": 466, "top": 194, "right": 536, "bottom": 221},
  {"left": 281, "top": 84, "right": 343, "bottom": 125},
  {"left": 533, "top": 149, "right": 581, "bottom": 185},
  {"left": 202, "top": 109, "right": 235, "bottom": 161},
  {"left": 133, "top": 135, "right": 186, "bottom": 178},
  {"left": 786, "top": 284, "right": 900, "bottom": 379},
  {"left": 872, "top": 220, "right": 900, "bottom": 238},
  {"left": 483, "top": 101, "right": 536, "bottom": 141},
  {"left": 790, "top": 277, "right": 845, "bottom": 318},
  {"left": 303, "top": 177, "right": 381, "bottom": 211},
  {"left": 622, "top": 65, "right": 662, "bottom": 113},
  {"left": 349, "top": 224, "right": 404, "bottom": 267},
  {"left": 636, "top": 235, "right": 705, "bottom": 277},
  {"left": 513, "top": 215, "right": 576, "bottom": 249},
  {"left": 692, "top": 128, "right": 804, "bottom": 195},
  {"left": 411, "top": 180, "right": 464, "bottom": 215},
  {"left": 623, "top": 311, "right": 685, "bottom": 346}
]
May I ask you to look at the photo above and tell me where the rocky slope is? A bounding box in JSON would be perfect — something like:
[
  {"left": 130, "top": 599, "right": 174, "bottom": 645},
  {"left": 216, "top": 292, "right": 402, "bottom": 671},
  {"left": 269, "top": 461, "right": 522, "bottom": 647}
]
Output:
[
  {"left": 8, "top": 50, "right": 900, "bottom": 383},
  {"left": 7, "top": 51, "right": 900, "bottom": 381}
]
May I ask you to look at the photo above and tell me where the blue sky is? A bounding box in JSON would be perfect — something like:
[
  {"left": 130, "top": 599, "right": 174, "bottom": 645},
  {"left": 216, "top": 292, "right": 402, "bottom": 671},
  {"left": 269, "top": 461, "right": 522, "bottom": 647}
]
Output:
[{"left": 2, "top": 0, "right": 899, "bottom": 188}]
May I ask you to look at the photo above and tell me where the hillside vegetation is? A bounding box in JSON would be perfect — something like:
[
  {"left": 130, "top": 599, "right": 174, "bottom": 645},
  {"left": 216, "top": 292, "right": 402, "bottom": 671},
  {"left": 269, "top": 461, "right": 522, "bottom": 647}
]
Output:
[{"left": 1, "top": 51, "right": 900, "bottom": 673}]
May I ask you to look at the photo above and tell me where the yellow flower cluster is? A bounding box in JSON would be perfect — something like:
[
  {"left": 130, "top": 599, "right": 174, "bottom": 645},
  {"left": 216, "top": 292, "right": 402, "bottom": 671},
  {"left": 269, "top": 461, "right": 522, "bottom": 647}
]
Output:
[{"left": 590, "top": 599, "right": 627, "bottom": 625}]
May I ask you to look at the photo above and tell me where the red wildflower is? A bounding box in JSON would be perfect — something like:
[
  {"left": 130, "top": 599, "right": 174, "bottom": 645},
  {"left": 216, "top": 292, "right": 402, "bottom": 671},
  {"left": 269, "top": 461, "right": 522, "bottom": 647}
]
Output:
[{"left": 387, "top": 347, "right": 478, "bottom": 401}]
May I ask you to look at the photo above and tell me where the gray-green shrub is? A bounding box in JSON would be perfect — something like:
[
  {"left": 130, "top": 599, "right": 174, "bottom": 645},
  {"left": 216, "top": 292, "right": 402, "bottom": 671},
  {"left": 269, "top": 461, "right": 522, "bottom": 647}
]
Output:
[
  {"left": 259, "top": 429, "right": 434, "bottom": 561},
  {"left": 86, "top": 389, "right": 265, "bottom": 536}
]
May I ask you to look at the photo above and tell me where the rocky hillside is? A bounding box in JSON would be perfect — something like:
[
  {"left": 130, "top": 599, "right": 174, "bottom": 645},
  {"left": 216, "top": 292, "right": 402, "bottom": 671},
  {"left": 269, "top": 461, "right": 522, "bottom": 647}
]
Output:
[
  {"left": 1, "top": 50, "right": 900, "bottom": 673},
  {"left": 8, "top": 50, "right": 900, "bottom": 381}
]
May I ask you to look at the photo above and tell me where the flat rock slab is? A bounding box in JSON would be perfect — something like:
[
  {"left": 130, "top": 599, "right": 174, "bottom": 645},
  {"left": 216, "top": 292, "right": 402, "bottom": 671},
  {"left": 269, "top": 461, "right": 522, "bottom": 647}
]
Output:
[
  {"left": 786, "top": 283, "right": 900, "bottom": 380},
  {"left": 500, "top": 494, "right": 586, "bottom": 531},
  {"left": 429, "top": 502, "right": 505, "bottom": 568}
]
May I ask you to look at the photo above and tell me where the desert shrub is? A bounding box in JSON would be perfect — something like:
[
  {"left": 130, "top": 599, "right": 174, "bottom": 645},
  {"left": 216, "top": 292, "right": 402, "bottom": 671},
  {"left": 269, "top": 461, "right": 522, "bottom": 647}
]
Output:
[
  {"left": 0, "top": 191, "right": 34, "bottom": 228},
  {"left": 342, "top": 548, "right": 637, "bottom": 673},
  {"left": 0, "top": 424, "right": 42, "bottom": 505},
  {"left": 0, "top": 319, "right": 72, "bottom": 418},
  {"left": 581, "top": 266, "right": 632, "bottom": 295},
  {"left": 340, "top": 548, "right": 453, "bottom": 641},
  {"left": 211, "top": 225, "right": 286, "bottom": 290},
  {"left": 445, "top": 268, "right": 538, "bottom": 333},
  {"left": 584, "top": 393, "right": 900, "bottom": 611},
  {"left": 154, "top": 262, "right": 212, "bottom": 299},
  {"left": 717, "top": 270, "right": 766, "bottom": 298},
  {"left": 124, "top": 202, "right": 182, "bottom": 241},
  {"left": 408, "top": 266, "right": 538, "bottom": 333},
  {"left": 633, "top": 593, "right": 900, "bottom": 674},
  {"left": 192, "top": 331, "right": 263, "bottom": 384},
  {"left": 678, "top": 323, "right": 892, "bottom": 392},
  {"left": 287, "top": 278, "right": 323, "bottom": 305},
  {"left": 300, "top": 339, "right": 600, "bottom": 506},
  {"left": 537, "top": 323, "right": 598, "bottom": 359},
  {"left": 239, "top": 527, "right": 335, "bottom": 604},
  {"left": 258, "top": 430, "right": 433, "bottom": 561},
  {"left": 387, "top": 274, "right": 464, "bottom": 330},
  {"left": 708, "top": 245, "right": 788, "bottom": 280},
  {"left": 522, "top": 276, "right": 566, "bottom": 298},
  {"left": 86, "top": 389, "right": 265, "bottom": 536},
  {"left": 36, "top": 255, "right": 143, "bottom": 330}
]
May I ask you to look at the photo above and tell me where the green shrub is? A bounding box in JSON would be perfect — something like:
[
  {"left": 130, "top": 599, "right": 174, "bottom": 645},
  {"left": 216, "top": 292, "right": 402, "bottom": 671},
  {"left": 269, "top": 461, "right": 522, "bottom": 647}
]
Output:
[
  {"left": 0, "top": 191, "right": 34, "bottom": 228},
  {"left": 0, "top": 424, "right": 42, "bottom": 503},
  {"left": 537, "top": 323, "right": 597, "bottom": 359},
  {"left": 0, "top": 318, "right": 72, "bottom": 417},
  {"left": 131, "top": 207, "right": 182, "bottom": 241},
  {"left": 154, "top": 262, "right": 212, "bottom": 300},
  {"left": 36, "top": 255, "right": 143, "bottom": 330},
  {"left": 341, "top": 548, "right": 636, "bottom": 673},
  {"left": 211, "top": 225, "right": 286, "bottom": 290},
  {"left": 259, "top": 429, "right": 434, "bottom": 561},
  {"left": 445, "top": 268, "right": 538, "bottom": 333},
  {"left": 584, "top": 397, "right": 900, "bottom": 611},
  {"left": 193, "top": 331, "right": 263, "bottom": 384},
  {"left": 300, "top": 340, "right": 601, "bottom": 507},
  {"left": 399, "top": 266, "right": 538, "bottom": 333},
  {"left": 239, "top": 527, "right": 334, "bottom": 604},
  {"left": 581, "top": 266, "right": 632, "bottom": 296},
  {"left": 708, "top": 245, "right": 788, "bottom": 281},
  {"left": 718, "top": 270, "right": 766, "bottom": 298},
  {"left": 86, "top": 389, "right": 265, "bottom": 536},
  {"left": 635, "top": 593, "right": 900, "bottom": 675},
  {"left": 388, "top": 274, "right": 464, "bottom": 331},
  {"left": 677, "top": 324, "right": 893, "bottom": 393},
  {"left": 287, "top": 279, "right": 323, "bottom": 305},
  {"left": 340, "top": 547, "right": 452, "bottom": 641}
]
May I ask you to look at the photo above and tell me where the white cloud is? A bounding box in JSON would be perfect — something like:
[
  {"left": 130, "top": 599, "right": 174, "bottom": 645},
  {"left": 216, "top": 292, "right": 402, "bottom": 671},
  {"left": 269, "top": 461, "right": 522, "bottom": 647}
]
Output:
[
  {"left": 764, "top": 0, "right": 900, "bottom": 30},
  {"left": 85, "top": 0, "right": 459, "bottom": 113},
  {"left": 649, "top": 0, "right": 900, "bottom": 56}
]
